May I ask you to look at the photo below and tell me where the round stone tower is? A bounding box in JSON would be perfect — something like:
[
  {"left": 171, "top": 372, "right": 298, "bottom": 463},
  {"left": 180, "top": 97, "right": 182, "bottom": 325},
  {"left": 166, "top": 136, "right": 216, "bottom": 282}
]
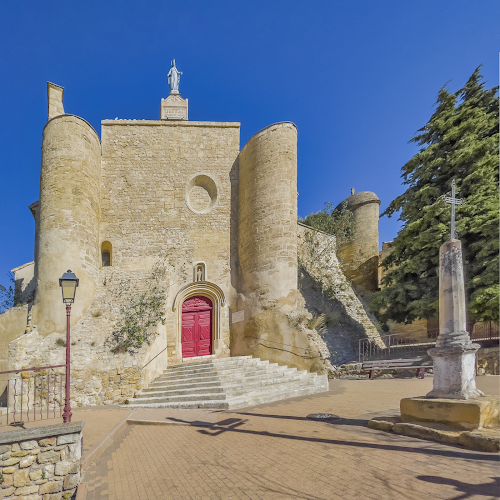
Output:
[
  {"left": 238, "top": 122, "right": 298, "bottom": 303},
  {"left": 33, "top": 84, "right": 101, "bottom": 336},
  {"left": 336, "top": 191, "right": 381, "bottom": 297},
  {"left": 233, "top": 122, "right": 309, "bottom": 368}
]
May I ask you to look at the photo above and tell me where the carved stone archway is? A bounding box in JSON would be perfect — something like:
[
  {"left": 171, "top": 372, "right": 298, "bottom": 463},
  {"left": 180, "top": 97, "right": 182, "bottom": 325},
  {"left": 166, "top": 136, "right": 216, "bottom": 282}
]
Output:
[{"left": 172, "top": 281, "right": 226, "bottom": 356}]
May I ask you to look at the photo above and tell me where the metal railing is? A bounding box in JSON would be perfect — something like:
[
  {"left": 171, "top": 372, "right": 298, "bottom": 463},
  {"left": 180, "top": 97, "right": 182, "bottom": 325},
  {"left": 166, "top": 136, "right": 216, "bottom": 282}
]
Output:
[
  {"left": 0, "top": 365, "right": 66, "bottom": 427},
  {"left": 359, "top": 322, "right": 499, "bottom": 362}
]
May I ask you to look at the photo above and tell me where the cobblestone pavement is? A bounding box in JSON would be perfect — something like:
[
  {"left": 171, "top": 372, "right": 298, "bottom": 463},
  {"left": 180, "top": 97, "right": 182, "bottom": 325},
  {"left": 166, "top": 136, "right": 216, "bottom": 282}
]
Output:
[{"left": 85, "top": 377, "right": 500, "bottom": 500}]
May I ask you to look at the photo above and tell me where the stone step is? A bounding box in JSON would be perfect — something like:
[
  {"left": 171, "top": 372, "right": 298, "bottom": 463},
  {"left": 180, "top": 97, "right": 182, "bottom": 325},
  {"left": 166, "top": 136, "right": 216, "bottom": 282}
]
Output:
[
  {"left": 167, "top": 356, "right": 254, "bottom": 371},
  {"left": 145, "top": 380, "right": 223, "bottom": 392},
  {"left": 130, "top": 392, "right": 227, "bottom": 405},
  {"left": 127, "top": 356, "right": 329, "bottom": 410},
  {"left": 150, "top": 368, "right": 295, "bottom": 391},
  {"left": 155, "top": 364, "right": 279, "bottom": 382},
  {"left": 140, "top": 372, "right": 311, "bottom": 399}
]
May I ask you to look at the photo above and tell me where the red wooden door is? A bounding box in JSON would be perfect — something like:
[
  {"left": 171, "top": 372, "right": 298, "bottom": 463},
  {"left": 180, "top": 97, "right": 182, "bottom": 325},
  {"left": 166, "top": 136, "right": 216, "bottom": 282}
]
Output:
[{"left": 181, "top": 296, "right": 213, "bottom": 358}]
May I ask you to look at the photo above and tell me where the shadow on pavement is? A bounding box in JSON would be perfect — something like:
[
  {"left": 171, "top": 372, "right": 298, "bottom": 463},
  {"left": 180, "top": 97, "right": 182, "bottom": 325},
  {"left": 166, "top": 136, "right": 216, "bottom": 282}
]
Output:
[{"left": 417, "top": 475, "right": 500, "bottom": 499}]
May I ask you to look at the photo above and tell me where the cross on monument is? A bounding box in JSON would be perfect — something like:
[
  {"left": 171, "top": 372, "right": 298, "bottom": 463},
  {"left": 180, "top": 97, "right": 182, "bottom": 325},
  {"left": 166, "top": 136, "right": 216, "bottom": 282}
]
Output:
[{"left": 443, "top": 179, "right": 465, "bottom": 239}]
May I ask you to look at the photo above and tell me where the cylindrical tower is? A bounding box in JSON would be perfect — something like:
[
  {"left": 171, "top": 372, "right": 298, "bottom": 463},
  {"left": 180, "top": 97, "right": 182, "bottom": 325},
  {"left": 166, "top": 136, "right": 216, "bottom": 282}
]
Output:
[
  {"left": 33, "top": 114, "right": 101, "bottom": 335},
  {"left": 238, "top": 122, "right": 298, "bottom": 301},
  {"left": 336, "top": 191, "right": 380, "bottom": 297}
]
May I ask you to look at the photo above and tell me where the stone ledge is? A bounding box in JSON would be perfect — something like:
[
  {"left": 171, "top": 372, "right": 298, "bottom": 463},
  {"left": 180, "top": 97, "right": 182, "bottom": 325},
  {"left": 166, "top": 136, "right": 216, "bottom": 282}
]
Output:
[
  {"left": 101, "top": 119, "right": 240, "bottom": 128},
  {"left": 400, "top": 396, "right": 499, "bottom": 430},
  {"left": 0, "top": 421, "right": 84, "bottom": 445},
  {"left": 368, "top": 418, "right": 499, "bottom": 452}
]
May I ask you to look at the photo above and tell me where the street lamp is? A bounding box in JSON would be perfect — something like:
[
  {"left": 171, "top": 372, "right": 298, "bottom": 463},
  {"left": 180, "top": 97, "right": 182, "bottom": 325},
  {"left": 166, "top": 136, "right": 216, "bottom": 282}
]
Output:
[{"left": 59, "top": 270, "right": 79, "bottom": 424}]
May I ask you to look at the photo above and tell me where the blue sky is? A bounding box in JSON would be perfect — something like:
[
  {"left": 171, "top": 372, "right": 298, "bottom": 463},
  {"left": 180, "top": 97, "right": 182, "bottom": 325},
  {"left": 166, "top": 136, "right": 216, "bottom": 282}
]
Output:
[{"left": 0, "top": 1, "right": 499, "bottom": 288}]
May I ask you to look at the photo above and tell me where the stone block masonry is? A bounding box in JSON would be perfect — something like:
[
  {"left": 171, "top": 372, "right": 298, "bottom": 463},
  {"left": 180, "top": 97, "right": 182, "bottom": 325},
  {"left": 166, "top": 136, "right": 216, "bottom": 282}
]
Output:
[{"left": 0, "top": 421, "right": 83, "bottom": 499}]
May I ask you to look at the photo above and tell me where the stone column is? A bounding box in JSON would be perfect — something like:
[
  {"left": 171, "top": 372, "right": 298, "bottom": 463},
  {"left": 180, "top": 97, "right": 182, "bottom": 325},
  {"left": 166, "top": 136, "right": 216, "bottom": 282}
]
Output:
[{"left": 426, "top": 239, "right": 483, "bottom": 399}]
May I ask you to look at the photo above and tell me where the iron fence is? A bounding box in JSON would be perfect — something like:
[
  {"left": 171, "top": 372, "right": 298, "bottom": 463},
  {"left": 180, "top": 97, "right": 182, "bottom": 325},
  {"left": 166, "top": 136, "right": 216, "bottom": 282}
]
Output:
[
  {"left": 0, "top": 365, "right": 66, "bottom": 427},
  {"left": 359, "top": 322, "right": 499, "bottom": 362}
]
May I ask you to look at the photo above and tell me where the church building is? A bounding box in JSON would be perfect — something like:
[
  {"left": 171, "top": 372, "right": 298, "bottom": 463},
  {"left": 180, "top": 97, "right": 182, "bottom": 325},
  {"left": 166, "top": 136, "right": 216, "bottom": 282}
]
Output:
[{"left": 2, "top": 63, "right": 383, "bottom": 407}]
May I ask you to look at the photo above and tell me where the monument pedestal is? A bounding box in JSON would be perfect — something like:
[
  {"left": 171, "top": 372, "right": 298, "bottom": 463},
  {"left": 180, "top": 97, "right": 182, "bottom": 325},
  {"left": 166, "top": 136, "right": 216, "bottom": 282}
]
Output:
[
  {"left": 401, "top": 395, "right": 499, "bottom": 430},
  {"left": 426, "top": 345, "right": 483, "bottom": 399}
]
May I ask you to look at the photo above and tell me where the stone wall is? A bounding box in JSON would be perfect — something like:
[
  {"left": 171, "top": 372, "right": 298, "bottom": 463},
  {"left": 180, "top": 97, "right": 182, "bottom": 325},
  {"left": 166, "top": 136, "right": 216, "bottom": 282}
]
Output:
[
  {"left": 0, "top": 421, "right": 83, "bottom": 499},
  {"left": 297, "top": 224, "right": 385, "bottom": 353}
]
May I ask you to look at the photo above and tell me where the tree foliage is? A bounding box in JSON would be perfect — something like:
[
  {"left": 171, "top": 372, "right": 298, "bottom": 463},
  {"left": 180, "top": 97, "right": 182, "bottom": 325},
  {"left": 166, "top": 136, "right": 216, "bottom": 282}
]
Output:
[
  {"left": 0, "top": 273, "right": 15, "bottom": 314},
  {"left": 300, "top": 202, "right": 355, "bottom": 249},
  {"left": 371, "top": 68, "right": 499, "bottom": 324}
]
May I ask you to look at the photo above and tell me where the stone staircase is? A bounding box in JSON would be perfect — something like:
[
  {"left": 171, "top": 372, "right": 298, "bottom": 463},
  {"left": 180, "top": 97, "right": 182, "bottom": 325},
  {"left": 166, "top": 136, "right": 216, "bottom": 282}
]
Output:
[{"left": 126, "top": 356, "right": 329, "bottom": 410}]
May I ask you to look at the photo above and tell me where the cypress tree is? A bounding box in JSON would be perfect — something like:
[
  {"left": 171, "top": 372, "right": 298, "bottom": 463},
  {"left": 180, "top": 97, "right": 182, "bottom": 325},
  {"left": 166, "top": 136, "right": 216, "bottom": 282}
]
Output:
[{"left": 371, "top": 67, "right": 499, "bottom": 324}]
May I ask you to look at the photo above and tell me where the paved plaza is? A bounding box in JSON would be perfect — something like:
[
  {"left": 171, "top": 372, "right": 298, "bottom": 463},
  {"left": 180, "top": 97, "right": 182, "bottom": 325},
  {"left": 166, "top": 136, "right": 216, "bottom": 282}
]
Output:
[{"left": 79, "top": 376, "right": 499, "bottom": 500}]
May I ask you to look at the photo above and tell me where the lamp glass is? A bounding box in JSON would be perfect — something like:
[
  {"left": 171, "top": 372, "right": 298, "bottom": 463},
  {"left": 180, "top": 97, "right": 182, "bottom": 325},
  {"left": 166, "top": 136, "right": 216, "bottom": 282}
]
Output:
[{"left": 61, "top": 280, "right": 77, "bottom": 303}]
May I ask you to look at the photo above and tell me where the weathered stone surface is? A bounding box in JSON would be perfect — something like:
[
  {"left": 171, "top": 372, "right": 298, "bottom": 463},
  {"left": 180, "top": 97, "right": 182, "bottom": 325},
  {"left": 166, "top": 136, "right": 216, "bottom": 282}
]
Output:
[
  {"left": 0, "top": 486, "right": 15, "bottom": 498},
  {"left": 0, "top": 422, "right": 84, "bottom": 447},
  {"left": 39, "top": 480, "right": 63, "bottom": 494},
  {"left": 41, "top": 464, "right": 54, "bottom": 478},
  {"left": 63, "top": 472, "right": 80, "bottom": 490},
  {"left": 458, "top": 430, "right": 500, "bottom": 453},
  {"left": 11, "top": 451, "right": 31, "bottom": 457},
  {"left": 29, "top": 470, "right": 42, "bottom": 481},
  {"left": 1, "top": 473, "right": 13, "bottom": 487},
  {"left": 15, "top": 484, "right": 39, "bottom": 495},
  {"left": 0, "top": 458, "right": 20, "bottom": 466},
  {"left": 54, "top": 461, "right": 78, "bottom": 476},
  {"left": 20, "top": 441, "right": 38, "bottom": 451},
  {"left": 0, "top": 446, "right": 10, "bottom": 455},
  {"left": 62, "top": 488, "right": 76, "bottom": 499},
  {"left": 368, "top": 419, "right": 395, "bottom": 432},
  {"left": 37, "top": 451, "right": 60, "bottom": 464},
  {"left": 56, "top": 434, "right": 79, "bottom": 446},
  {"left": 393, "top": 423, "right": 461, "bottom": 445},
  {"left": 66, "top": 443, "right": 81, "bottom": 460},
  {"left": 401, "top": 396, "right": 500, "bottom": 430},
  {"left": 19, "top": 456, "right": 36, "bottom": 468},
  {"left": 38, "top": 438, "right": 56, "bottom": 448},
  {"left": 2, "top": 466, "right": 17, "bottom": 474},
  {"left": 13, "top": 468, "right": 30, "bottom": 487}
]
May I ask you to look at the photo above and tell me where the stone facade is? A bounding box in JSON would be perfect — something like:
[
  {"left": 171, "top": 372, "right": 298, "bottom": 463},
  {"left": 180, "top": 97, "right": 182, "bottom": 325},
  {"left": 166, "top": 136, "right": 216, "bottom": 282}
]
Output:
[{"left": 0, "top": 81, "right": 384, "bottom": 406}]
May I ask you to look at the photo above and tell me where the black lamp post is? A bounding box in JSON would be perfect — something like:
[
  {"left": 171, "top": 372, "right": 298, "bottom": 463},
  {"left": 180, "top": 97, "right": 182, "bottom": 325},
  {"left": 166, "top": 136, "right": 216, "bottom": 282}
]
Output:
[{"left": 59, "top": 270, "right": 79, "bottom": 424}]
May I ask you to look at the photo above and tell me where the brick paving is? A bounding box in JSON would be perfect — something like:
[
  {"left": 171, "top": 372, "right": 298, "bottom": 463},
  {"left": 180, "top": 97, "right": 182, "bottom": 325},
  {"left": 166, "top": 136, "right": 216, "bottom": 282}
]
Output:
[{"left": 83, "top": 376, "right": 500, "bottom": 499}]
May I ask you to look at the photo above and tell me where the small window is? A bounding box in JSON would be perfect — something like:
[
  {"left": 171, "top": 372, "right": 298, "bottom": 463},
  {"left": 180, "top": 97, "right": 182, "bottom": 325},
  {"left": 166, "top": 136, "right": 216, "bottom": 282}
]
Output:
[
  {"left": 194, "top": 262, "right": 206, "bottom": 282},
  {"left": 102, "top": 251, "right": 111, "bottom": 267},
  {"left": 101, "top": 241, "right": 112, "bottom": 267}
]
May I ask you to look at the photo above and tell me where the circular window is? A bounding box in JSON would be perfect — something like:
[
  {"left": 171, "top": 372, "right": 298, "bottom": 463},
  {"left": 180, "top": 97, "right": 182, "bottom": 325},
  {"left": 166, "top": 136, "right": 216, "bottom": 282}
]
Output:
[{"left": 186, "top": 175, "right": 218, "bottom": 214}]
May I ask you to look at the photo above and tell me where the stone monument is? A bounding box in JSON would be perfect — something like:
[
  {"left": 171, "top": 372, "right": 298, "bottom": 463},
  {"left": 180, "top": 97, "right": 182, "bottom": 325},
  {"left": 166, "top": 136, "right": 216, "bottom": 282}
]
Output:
[
  {"left": 399, "top": 181, "right": 498, "bottom": 431},
  {"left": 427, "top": 180, "right": 482, "bottom": 399},
  {"left": 426, "top": 237, "right": 483, "bottom": 399},
  {"left": 161, "top": 59, "right": 188, "bottom": 120}
]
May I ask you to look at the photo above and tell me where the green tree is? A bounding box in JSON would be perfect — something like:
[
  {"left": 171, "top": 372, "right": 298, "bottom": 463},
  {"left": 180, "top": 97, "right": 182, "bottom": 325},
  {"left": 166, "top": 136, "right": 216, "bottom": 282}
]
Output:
[
  {"left": 300, "top": 201, "right": 355, "bottom": 250},
  {"left": 371, "top": 67, "right": 499, "bottom": 325},
  {"left": 0, "top": 272, "right": 15, "bottom": 313}
]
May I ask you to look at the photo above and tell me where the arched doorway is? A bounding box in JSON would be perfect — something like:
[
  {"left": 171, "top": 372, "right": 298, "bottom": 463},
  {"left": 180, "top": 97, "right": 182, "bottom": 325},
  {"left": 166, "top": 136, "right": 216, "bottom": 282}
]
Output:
[{"left": 181, "top": 296, "right": 213, "bottom": 358}]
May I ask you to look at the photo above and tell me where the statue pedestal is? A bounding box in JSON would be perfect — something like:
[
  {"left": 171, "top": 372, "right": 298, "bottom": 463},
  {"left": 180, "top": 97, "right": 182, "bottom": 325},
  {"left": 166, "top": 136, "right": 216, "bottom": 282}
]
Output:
[{"left": 161, "top": 93, "right": 188, "bottom": 120}]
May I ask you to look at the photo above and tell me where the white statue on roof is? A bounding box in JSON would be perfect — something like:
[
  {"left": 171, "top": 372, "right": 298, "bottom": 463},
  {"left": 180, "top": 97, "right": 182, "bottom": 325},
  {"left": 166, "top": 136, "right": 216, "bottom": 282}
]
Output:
[{"left": 168, "top": 59, "right": 182, "bottom": 94}]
